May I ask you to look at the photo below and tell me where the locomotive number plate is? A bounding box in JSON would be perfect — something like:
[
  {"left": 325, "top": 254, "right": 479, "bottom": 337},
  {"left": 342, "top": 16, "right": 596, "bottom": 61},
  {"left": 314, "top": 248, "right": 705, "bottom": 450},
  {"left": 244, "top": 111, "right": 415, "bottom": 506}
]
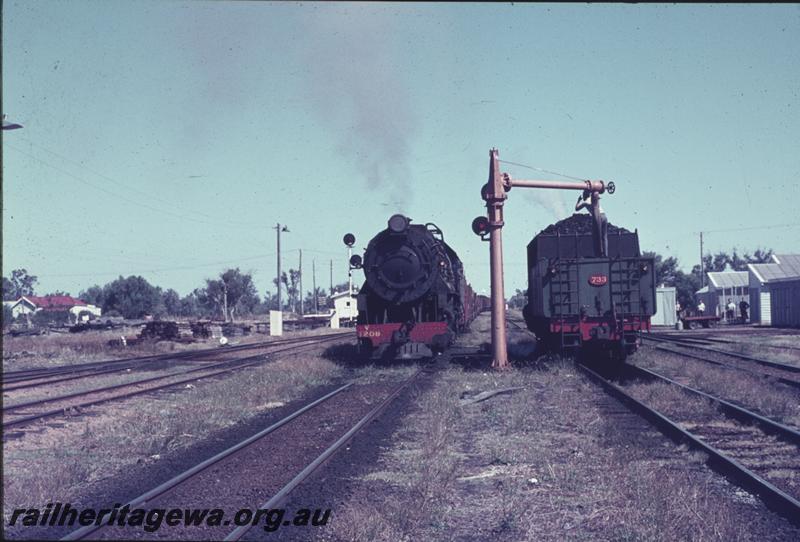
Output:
[
  {"left": 359, "top": 327, "right": 383, "bottom": 338},
  {"left": 588, "top": 274, "right": 608, "bottom": 286}
]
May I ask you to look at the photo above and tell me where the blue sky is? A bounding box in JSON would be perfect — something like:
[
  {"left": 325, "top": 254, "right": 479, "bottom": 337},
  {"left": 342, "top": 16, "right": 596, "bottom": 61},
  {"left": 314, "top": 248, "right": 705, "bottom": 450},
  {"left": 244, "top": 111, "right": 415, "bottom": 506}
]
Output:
[{"left": 3, "top": 2, "right": 799, "bottom": 298}]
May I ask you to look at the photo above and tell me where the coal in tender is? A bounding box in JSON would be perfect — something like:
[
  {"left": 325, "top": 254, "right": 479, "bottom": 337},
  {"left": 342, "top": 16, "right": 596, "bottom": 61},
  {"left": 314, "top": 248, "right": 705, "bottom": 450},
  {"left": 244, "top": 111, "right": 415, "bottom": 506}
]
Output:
[{"left": 538, "top": 213, "right": 630, "bottom": 236}]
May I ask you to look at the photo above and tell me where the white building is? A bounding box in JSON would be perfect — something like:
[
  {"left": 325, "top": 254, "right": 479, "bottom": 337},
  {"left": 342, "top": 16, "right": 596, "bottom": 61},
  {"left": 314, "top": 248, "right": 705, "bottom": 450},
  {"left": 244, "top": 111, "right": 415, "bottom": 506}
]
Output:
[
  {"left": 748, "top": 254, "right": 800, "bottom": 326},
  {"left": 331, "top": 291, "right": 358, "bottom": 327},
  {"left": 652, "top": 286, "right": 677, "bottom": 327}
]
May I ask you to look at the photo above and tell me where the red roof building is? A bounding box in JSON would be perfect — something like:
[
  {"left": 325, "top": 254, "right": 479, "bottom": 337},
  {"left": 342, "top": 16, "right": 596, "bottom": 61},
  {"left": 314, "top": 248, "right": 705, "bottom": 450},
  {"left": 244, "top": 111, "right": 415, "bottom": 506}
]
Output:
[
  {"left": 23, "top": 295, "right": 87, "bottom": 311},
  {"left": 7, "top": 295, "right": 101, "bottom": 322}
]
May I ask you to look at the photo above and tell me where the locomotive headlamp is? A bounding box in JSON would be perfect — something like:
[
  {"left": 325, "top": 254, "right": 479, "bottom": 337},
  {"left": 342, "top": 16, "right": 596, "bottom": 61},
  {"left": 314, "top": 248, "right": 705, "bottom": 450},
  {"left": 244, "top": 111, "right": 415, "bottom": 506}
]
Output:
[
  {"left": 349, "top": 254, "right": 363, "bottom": 269},
  {"left": 343, "top": 233, "right": 356, "bottom": 247},
  {"left": 388, "top": 214, "right": 410, "bottom": 233}
]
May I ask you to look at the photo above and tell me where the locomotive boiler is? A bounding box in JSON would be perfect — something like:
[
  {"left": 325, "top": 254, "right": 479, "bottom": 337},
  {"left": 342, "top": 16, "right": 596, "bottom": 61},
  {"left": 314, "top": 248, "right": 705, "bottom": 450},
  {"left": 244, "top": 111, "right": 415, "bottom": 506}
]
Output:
[
  {"left": 345, "top": 214, "right": 482, "bottom": 359},
  {"left": 523, "top": 213, "right": 656, "bottom": 359}
]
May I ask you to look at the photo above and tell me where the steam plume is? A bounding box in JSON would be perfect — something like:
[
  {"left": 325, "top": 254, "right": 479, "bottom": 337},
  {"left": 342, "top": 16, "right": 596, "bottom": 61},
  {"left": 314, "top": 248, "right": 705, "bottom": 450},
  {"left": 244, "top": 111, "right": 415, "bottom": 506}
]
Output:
[{"left": 303, "top": 7, "right": 417, "bottom": 207}]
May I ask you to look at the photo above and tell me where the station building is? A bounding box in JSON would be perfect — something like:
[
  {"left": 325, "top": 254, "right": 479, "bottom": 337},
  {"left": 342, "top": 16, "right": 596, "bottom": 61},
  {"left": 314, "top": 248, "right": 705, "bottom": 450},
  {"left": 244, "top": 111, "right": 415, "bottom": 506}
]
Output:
[
  {"left": 695, "top": 271, "right": 749, "bottom": 322},
  {"left": 747, "top": 254, "right": 800, "bottom": 327},
  {"left": 331, "top": 290, "right": 358, "bottom": 328}
]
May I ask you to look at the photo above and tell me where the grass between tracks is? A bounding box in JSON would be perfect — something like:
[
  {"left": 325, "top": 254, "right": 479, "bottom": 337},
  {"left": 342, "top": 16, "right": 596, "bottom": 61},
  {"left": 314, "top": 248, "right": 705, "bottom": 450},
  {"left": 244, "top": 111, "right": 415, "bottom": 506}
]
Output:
[
  {"left": 328, "top": 358, "right": 793, "bottom": 541},
  {"left": 2, "top": 346, "right": 350, "bottom": 524},
  {"left": 2, "top": 326, "right": 344, "bottom": 371},
  {"left": 637, "top": 348, "right": 800, "bottom": 429},
  {"left": 709, "top": 341, "right": 800, "bottom": 367},
  {"left": 2, "top": 329, "right": 206, "bottom": 371}
]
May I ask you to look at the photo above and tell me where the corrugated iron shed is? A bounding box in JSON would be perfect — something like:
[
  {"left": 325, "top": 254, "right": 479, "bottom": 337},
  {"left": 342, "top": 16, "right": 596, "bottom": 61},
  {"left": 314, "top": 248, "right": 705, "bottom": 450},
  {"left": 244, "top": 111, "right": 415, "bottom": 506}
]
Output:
[
  {"left": 707, "top": 271, "right": 749, "bottom": 289},
  {"left": 748, "top": 254, "right": 800, "bottom": 283}
]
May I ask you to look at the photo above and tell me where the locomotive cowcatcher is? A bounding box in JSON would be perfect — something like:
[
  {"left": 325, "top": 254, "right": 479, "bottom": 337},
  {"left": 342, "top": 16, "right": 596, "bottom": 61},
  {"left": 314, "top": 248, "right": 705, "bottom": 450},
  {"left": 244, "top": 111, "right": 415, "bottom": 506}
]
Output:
[
  {"left": 523, "top": 214, "right": 656, "bottom": 360},
  {"left": 346, "top": 214, "right": 483, "bottom": 360}
]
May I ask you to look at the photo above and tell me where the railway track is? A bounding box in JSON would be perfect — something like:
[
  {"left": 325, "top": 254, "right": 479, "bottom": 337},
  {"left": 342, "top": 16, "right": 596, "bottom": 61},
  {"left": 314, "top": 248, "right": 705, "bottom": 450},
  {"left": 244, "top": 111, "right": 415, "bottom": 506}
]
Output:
[
  {"left": 2, "top": 333, "right": 347, "bottom": 390},
  {"left": 2, "top": 334, "right": 347, "bottom": 430},
  {"left": 643, "top": 334, "right": 800, "bottom": 388},
  {"left": 61, "top": 368, "right": 425, "bottom": 540},
  {"left": 667, "top": 334, "right": 800, "bottom": 352},
  {"left": 647, "top": 331, "right": 800, "bottom": 353},
  {"left": 580, "top": 362, "right": 800, "bottom": 527}
]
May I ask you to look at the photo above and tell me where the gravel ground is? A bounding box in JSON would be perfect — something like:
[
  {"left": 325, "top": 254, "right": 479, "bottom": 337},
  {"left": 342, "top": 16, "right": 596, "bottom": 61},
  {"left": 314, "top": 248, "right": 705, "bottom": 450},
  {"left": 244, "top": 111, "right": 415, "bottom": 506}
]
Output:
[{"left": 286, "top": 314, "right": 800, "bottom": 541}]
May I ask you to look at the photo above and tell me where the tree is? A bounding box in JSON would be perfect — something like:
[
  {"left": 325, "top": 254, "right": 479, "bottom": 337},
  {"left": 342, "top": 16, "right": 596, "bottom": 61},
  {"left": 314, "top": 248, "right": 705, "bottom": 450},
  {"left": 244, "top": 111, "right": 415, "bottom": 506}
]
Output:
[
  {"left": 303, "top": 287, "right": 328, "bottom": 313},
  {"left": 162, "top": 289, "right": 182, "bottom": 317},
  {"left": 673, "top": 269, "right": 702, "bottom": 312},
  {"left": 102, "top": 276, "right": 164, "bottom": 319},
  {"left": 743, "top": 248, "right": 773, "bottom": 266},
  {"left": 643, "top": 252, "right": 680, "bottom": 286},
  {"left": 262, "top": 290, "right": 280, "bottom": 312},
  {"left": 179, "top": 292, "right": 202, "bottom": 317},
  {"left": 507, "top": 289, "right": 527, "bottom": 310},
  {"left": 201, "top": 268, "right": 259, "bottom": 321},
  {"left": 273, "top": 269, "right": 303, "bottom": 313},
  {"left": 4, "top": 269, "right": 38, "bottom": 299},
  {"left": 2, "top": 277, "right": 15, "bottom": 301},
  {"left": 45, "top": 290, "right": 71, "bottom": 297},
  {"left": 79, "top": 285, "right": 105, "bottom": 306},
  {"left": 644, "top": 251, "right": 700, "bottom": 310},
  {"left": 698, "top": 248, "right": 774, "bottom": 275}
]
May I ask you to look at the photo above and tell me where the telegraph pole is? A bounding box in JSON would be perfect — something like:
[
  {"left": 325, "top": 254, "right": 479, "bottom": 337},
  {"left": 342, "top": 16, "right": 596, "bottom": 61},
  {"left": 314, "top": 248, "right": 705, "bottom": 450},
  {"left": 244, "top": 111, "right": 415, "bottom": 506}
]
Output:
[
  {"left": 700, "top": 232, "right": 705, "bottom": 287},
  {"left": 299, "top": 249, "right": 303, "bottom": 316},
  {"left": 330, "top": 260, "right": 333, "bottom": 296},
  {"left": 313, "top": 259, "right": 318, "bottom": 313},
  {"left": 274, "top": 223, "right": 289, "bottom": 313}
]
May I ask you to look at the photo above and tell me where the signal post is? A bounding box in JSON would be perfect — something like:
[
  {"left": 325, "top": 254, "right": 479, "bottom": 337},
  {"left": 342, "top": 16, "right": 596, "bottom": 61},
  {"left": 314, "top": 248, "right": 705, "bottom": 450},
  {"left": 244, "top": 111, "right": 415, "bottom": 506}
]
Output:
[{"left": 473, "top": 149, "right": 615, "bottom": 370}]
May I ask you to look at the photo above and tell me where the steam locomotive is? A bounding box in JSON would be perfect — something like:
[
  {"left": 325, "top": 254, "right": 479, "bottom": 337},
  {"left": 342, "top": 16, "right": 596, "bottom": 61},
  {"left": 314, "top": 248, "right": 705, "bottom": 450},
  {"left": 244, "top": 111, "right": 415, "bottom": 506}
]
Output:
[
  {"left": 345, "top": 214, "right": 486, "bottom": 359},
  {"left": 523, "top": 214, "right": 656, "bottom": 359}
]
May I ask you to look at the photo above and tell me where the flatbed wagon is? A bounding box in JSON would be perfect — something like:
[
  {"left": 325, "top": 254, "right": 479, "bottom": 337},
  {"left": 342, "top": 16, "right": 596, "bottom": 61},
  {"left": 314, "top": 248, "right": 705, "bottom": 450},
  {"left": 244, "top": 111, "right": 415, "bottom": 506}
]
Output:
[{"left": 680, "top": 315, "right": 721, "bottom": 329}]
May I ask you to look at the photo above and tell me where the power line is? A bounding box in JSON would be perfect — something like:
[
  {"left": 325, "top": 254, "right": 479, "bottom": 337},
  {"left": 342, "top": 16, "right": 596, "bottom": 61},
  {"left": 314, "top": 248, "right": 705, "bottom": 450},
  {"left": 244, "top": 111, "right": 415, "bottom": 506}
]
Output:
[
  {"left": 6, "top": 144, "right": 261, "bottom": 230},
  {"left": 19, "top": 138, "right": 264, "bottom": 229},
  {"left": 284, "top": 247, "right": 345, "bottom": 257},
  {"left": 695, "top": 223, "right": 800, "bottom": 235},
  {"left": 33, "top": 253, "right": 277, "bottom": 278}
]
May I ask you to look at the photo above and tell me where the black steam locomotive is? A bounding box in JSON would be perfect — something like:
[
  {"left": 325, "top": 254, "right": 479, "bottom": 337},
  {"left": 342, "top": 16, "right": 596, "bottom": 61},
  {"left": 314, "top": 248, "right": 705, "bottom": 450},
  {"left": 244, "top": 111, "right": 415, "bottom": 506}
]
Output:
[
  {"left": 345, "top": 214, "right": 485, "bottom": 359},
  {"left": 523, "top": 213, "right": 656, "bottom": 359}
]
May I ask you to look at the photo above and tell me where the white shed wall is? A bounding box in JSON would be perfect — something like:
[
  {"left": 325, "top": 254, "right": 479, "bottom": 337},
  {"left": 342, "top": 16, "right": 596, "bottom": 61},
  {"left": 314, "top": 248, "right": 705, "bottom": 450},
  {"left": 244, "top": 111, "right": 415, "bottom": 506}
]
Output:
[
  {"left": 652, "top": 287, "right": 677, "bottom": 326},
  {"left": 760, "top": 291, "right": 771, "bottom": 326}
]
